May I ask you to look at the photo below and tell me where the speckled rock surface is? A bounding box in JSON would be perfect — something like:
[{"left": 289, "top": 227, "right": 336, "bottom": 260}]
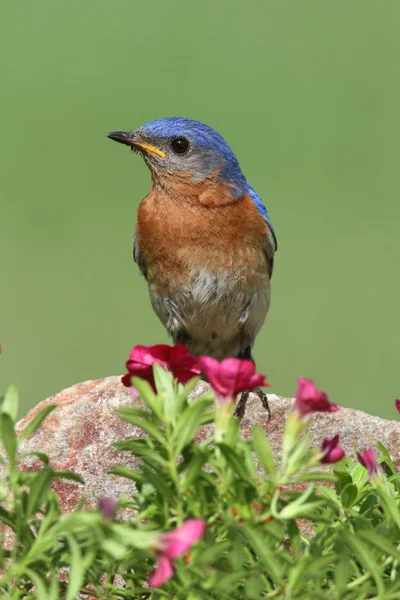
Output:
[{"left": 16, "top": 376, "right": 400, "bottom": 512}]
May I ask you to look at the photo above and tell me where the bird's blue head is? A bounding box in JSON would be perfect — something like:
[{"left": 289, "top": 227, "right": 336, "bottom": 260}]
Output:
[{"left": 107, "top": 117, "right": 247, "bottom": 196}]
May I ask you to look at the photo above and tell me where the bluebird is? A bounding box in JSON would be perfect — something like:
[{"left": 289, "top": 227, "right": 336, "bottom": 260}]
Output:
[{"left": 107, "top": 118, "right": 277, "bottom": 417}]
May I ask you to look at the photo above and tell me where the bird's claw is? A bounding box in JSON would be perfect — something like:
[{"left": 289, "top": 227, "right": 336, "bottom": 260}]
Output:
[{"left": 234, "top": 387, "right": 271, "bottom": 420}]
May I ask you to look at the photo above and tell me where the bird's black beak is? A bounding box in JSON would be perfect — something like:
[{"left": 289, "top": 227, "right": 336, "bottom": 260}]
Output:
[
  {"left": 106, "top": 131, "right": 167, "bottom": 158},
  {"left": 106, "top": 131, "right": 134, "bottom": 147}
]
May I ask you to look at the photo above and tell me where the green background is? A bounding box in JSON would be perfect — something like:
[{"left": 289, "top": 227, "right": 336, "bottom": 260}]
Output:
[{"left": 1, "top": 1, "right": 399, "bottom": 419}]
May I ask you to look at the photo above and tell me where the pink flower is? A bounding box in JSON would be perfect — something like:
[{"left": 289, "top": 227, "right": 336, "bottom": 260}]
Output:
[
  {"left": 198, "top": 356, "right": 269, "bottom": 402},
  {"left": 148, "top": 519, "right": 205, "bottom": 587},
  {"left": 357, "top": 448, "right": 380, "bottom": 476},
  {"left": 395, "top": 399, "right": 400, "bottom": 414},
  {"left": 122, "top": 344, "right": 201, "bottom": 391},
  {"left": 98, "top": 496, "right": 117, "bottom": 520},
  {"left": 320, "top": 435, "right": 345, "bottom": 464},
  {"left": 293, "top": 378, "right": 339, "bottom": 418}
]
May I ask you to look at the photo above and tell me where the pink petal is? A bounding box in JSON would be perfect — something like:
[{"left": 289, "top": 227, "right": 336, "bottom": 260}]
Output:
[
  {"left": 161, "top": 519, "right": 206, "bottom": 559},
  {"left": 127, "top": 344, "right": 169, "bottom": 369},
  {"left": 199, "top": 356, "right": 268, "bottom": 400},
  {"left": 322, "top": 447, "right": 345, "bottom": 463},
  {"left": 199, "top": 356, "right": 230, "bottom": 398},
  {"left": 357, "top": 448, "right": 379, "bottom": 475},
  {"left": 296, "top": 378, "right": 319, "bottom": 401},
  {"left": 170, "top": 346, "right": 202, "bottom": 383},
  {"left": 148, "top": 554, "right": 174, "bottom": 587},
  {"left": 395, "top": 399, "right": 400, "bottom": 414},
  {"left": 98, "top": 497, "right": 117, "bottom": 519},
  {"left": 321, "top": 434, "right": 339, "bottom": 453},
  {"left": 294, "top": 378, "right": 338, "bottom": 417},
  {"left": 121, "top": 373, "right": 133, "bottom": 388},
  {"left": 169, "top": 344, "right": 192, "bottom": 361}
]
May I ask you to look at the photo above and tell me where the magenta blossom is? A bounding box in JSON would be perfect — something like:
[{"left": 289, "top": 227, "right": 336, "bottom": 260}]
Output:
[
  {"left": 122, "top": 344, "right": 201, "bottom": 391},
  {"left": 395, "top": 399, "right": 400, "bottom": 414},
  {"left": 293, "top": 378, "right": 339, "bottom": 418},
  {"left": 148, "top": 519, "right": 205, "bottom": 587},
  {"left": 98, "top": 496, "right": 117, "bottom": 520},
  {"left": 320, "top": 435, "right": 345, "bottom": 464},
  {"left": 357, "top": 448, "right": 380, "bottom": 477},
  {"left": 198, "top": 356, "right": 269, "bottom": 402}
]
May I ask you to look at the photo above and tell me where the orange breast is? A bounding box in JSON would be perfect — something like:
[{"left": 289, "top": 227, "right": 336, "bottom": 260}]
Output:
[{"left": 136, "top": 182, "right": 271, "bottom": 293}]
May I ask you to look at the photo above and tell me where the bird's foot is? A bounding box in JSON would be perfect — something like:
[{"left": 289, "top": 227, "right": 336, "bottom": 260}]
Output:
[{"left": 233, "top": 387, "right": 271, "bottom": 420}]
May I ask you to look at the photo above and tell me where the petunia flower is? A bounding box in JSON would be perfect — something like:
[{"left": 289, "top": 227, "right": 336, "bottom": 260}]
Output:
[
  {"left": 122, "top": 344, "right": 201, "bottom": 391},
  {"left": 198, "top": 356, "right": 269, "bottom": 402},
  {"left": 395, "top": 399, "right": 400, "bottom": 414},
  {"left": 357, "top": 448, "right": 380, "bottom": 477},
  {"left": 293, "top": 378, "right": 339, "bottom": 418},
  {"left": 320, "top": 434, "right": 345, "bottom": 464},
  {"left": 148, "top": 519, "right": 205, "bottom": 587}
]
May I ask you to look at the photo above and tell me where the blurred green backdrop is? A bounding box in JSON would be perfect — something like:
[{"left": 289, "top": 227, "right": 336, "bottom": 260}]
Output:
[{"left": 1, "top": 0, "right": 399, "bottom": 418}]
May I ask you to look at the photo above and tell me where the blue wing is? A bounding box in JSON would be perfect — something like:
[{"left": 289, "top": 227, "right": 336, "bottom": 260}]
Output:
[
  {"left": 247, "top": 185, "right": 277, "bottom": 251},
  {"left": 247, "top": 185, "right": 277, "bottom": 278}
]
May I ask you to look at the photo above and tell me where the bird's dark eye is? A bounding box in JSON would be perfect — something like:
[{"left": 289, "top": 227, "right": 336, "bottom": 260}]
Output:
[{"left": 171, "top": 137, "right": 190, "bottom": 154}]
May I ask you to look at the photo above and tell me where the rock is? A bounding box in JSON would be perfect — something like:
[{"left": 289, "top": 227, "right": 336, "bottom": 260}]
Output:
[{"left": 16, "top": 377, "right": 400, "bottom": 512}]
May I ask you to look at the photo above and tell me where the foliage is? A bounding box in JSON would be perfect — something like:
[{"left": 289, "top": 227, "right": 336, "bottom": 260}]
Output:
[{"left": 0, "top": 362, "right": 399, "bottom": 599}]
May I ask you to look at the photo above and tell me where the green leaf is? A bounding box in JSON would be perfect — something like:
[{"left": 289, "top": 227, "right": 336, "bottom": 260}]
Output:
[
  {"left": 218, "top": 443, "right": 251, "bottom": 481},
  {"left": 141, "top": 465, "right": 175, "bottom": 503},
  {"left": 334, "top": 547, "right": 351, "bottom": 596},
  {"left": 0, "top": 506, "right": 14, "bottom": 529},
  {"left": 195, "top": 541, "right": 231, "bottom": 566},
  {"left": 180, "top": 450, "right": 208, "bottom": 489},
  {"left": 228, "top": 539, "right": 245, "bottom": 571},
  {"left": 293, "top": 471, "right": 337, "bottom": 483},
  {"left": 19, "top": 404, "right": 57, "bottom": 442},
  {"left": 174, "top": 397, "right": 211, "bottom": 454},
  {"left": 358, "top": 529, "right": 400, "bottom": 561},
  {"left": 359, "top": 492, "right": 378, "bottom": 515},
  {"left": 21, "top": 450, "right": 50, "bottom": 465},
  {"left": 376, "top": 441, "right": 396, "bottom": 475},
  {"left": 238, "top": 524, "right": 284, "bottom": 585},
  {"left": 116, "top": 413, "right": 167, "bottom": 447},
  {"left": 273, "top": 485, "right": 316, "bottom": 519},
  {"left": 284, "top": 433, "right": 312, "bottom": 475},
  {"left": 128, "top": 375, "right": 157, "bottom": 403},
  {"left": 153, "top": 363, "right": 176, "bottom": 423},
  {"left": 24, "top": 569, "right": 49, "bottom": 599},
  {"left": 340, "top": 483, "right": 358, "bottom": 508},
  {"left": 334, "top": 468, "right": 353, "bottom": 494},
  {"left": 102, "top": 537, "right": 128, "bottom": 560},
  {"left": 252, "top": 426, "right": 276, "bottom": 478},
  {"left": 108, "top": 465, "right": 145, "bottom": 485},
  {"left": 27, "top": 467, "right": 54, "bottom": 517},
  {"left": 2, "top": 384, "right": 19, "bottom": 423},
  {"left": 343, "top": 533, "right": 385, "bottom": 597},
  {"left": 118, "top": 405, "right": 150, "bottom": 419},
  {"left": 245, "top": 575, "right": 264, "bottom": 599},
  {"left": 65, "top": 535, "right": 85, "bottom": 600},
  {"left": 279, "top": 500, "right": 324, "bottom": 519},
  {"left": 287, "top": 519, "right": 301, "bottom": 558},
  {"left": 1, "top": 414, "right": 17, "bottom": 466},
  {"left": 212, "top": 570, "right": 247, "bottom": 592},
  {"left": 48, "top": 579, "right": 60, "bottom": 600},
  {"left": 112, "top": 524, "right": 157, "bottom": 549},
  {"left": 114, "top": 438, "right": 167, "bottom": 468},
  {"left": 316, "top": 485, "right": 341, "bottom": 507},
  {"left": 53, "top": 470, "right": 84, "bottom": 484},
  {"left": 178, "top": 376, "right": 201, "bottom": 398},
  {"left": 376, "top": 488, "right": 400, "bottom": 531}
]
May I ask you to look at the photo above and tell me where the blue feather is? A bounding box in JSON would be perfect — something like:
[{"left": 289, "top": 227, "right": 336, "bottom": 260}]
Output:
[
  {"left": 247, "top": 186, "right": 277, "bottom": 250},
  {"left": 140, "top": 117, "right": 247, "bottom": 194},
  {"left": 139, "top": 118, "right": 277, "bottom": 249}
]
